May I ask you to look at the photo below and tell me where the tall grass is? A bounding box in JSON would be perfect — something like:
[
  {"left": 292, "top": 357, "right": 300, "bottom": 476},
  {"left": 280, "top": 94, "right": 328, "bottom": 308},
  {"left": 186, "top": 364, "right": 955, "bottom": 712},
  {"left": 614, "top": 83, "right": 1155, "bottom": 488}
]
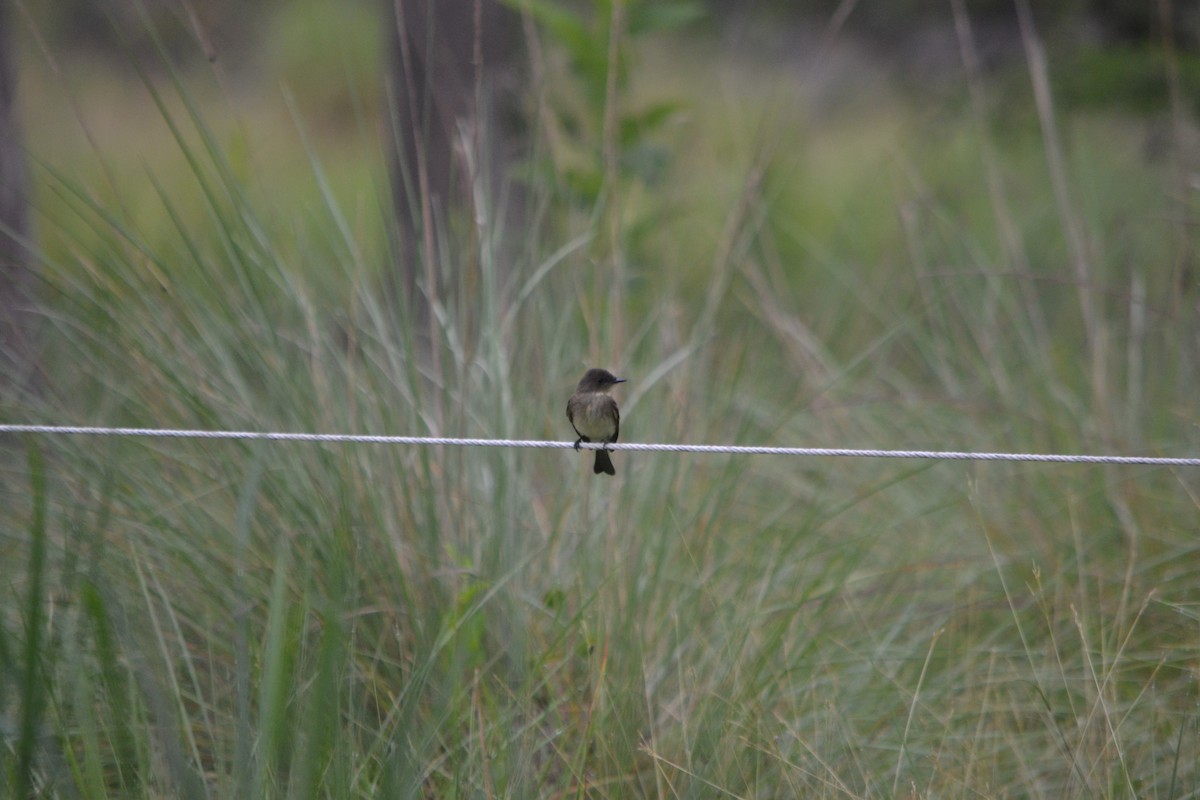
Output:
[{"left": 4, "top": 4, "right": 1200, "bottom": 798}]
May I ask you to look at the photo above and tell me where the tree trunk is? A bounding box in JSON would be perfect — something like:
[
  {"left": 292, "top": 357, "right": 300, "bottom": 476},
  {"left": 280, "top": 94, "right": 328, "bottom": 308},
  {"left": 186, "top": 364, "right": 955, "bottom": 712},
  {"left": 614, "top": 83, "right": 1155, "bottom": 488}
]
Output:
[
  {"left": 0, "top": 0, "right": 35, "bottom": 392},
  {"left": 385, "top": 0, "right": 523, "bottom": 318}
]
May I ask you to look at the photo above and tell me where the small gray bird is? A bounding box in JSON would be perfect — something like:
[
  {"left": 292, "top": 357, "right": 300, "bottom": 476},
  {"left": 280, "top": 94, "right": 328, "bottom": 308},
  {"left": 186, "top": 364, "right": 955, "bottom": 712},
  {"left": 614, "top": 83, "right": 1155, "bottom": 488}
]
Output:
[{"left": 566, "top": 368, "right": 626, "bottom": 476}]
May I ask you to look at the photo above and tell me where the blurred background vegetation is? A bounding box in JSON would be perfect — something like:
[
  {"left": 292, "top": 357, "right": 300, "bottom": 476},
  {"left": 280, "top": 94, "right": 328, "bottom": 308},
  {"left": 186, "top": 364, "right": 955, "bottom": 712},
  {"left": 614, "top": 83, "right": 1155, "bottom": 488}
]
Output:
[{"left": 3, "top": 0, "right": 1200, "bottom": 797}]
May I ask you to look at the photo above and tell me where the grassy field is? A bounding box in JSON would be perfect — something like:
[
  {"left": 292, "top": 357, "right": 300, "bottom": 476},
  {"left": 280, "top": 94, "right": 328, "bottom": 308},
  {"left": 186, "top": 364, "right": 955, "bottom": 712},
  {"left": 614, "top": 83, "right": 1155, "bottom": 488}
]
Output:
[{"left": 4, "top": 5, "right": 1200, "bottom": 798}]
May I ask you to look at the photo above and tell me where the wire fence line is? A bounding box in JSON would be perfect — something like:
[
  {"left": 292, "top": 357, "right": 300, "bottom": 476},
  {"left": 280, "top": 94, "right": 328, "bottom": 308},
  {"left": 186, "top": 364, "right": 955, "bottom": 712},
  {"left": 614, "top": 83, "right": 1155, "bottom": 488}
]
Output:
[{"left": 2, "top": 424, "right": 1199, "bottom": 467}]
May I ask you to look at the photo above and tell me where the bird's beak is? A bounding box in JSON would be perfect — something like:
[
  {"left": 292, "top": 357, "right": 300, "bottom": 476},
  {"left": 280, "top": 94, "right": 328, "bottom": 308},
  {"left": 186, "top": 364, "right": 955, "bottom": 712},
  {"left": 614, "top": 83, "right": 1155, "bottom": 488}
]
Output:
[{"left": 614, "top": 377, "right": 627, "bottom": 383}]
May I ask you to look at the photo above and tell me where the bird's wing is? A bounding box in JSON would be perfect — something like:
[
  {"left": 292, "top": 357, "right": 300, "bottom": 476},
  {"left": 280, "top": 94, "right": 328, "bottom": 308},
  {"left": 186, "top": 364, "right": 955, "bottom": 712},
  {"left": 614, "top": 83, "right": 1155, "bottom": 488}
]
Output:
[{"left": 566, "top": 401, "right": 584, "bottom": 440}]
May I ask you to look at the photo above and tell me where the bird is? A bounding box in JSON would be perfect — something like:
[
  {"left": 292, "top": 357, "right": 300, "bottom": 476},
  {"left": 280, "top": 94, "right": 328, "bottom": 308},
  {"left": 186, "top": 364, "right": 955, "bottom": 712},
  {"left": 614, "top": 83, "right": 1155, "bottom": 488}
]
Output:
[{"left": 566, "top": 368, "right": 626, "bottom": 476}]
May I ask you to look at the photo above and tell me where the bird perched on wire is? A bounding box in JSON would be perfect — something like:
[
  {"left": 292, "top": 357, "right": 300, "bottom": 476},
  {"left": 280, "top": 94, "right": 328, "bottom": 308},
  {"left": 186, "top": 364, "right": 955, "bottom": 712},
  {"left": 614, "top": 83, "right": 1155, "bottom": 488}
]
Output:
[{"left": 566, "top": 368, "right": 626, "bottom": 475}]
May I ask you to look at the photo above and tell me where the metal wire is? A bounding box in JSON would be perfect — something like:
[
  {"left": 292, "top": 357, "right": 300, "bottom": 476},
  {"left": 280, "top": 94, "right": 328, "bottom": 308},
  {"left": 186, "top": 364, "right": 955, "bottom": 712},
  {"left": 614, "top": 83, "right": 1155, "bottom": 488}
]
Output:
[{"left": 2, "top": 424, "right": 1198, "bottom": 466}]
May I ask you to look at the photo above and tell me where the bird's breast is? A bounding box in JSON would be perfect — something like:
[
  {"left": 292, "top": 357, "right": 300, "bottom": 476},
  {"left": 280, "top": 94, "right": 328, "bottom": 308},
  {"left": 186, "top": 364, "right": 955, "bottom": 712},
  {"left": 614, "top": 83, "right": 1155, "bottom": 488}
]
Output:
[{"left": 571, "top": 394, "right": 617, "bottom": 440}]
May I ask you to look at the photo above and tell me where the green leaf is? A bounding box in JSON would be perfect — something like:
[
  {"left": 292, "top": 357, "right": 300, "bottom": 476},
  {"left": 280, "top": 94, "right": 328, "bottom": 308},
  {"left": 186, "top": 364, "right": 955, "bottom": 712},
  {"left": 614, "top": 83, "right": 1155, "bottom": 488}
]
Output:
[
  {"left": 562, "top": 166, "right": 604, "bottom": 205},
  {"left": 619, "top": 101, "right": 685, "bottom": 146},
  {"left": 498, "top": 0, "right": 590, "bottom": 55},
  {"left": 621, "top": 142, "right": 671, "bottom": 186},
  {"left": 627, "top": 2, "right": 706, "bottom": 35}
]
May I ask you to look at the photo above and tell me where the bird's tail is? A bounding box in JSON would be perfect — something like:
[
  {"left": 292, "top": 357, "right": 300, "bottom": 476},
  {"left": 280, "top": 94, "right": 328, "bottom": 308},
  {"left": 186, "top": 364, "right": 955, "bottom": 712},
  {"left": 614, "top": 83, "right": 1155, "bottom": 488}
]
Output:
[{"left": 593, "top": 449, "right": 615, "bottom": 476}]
